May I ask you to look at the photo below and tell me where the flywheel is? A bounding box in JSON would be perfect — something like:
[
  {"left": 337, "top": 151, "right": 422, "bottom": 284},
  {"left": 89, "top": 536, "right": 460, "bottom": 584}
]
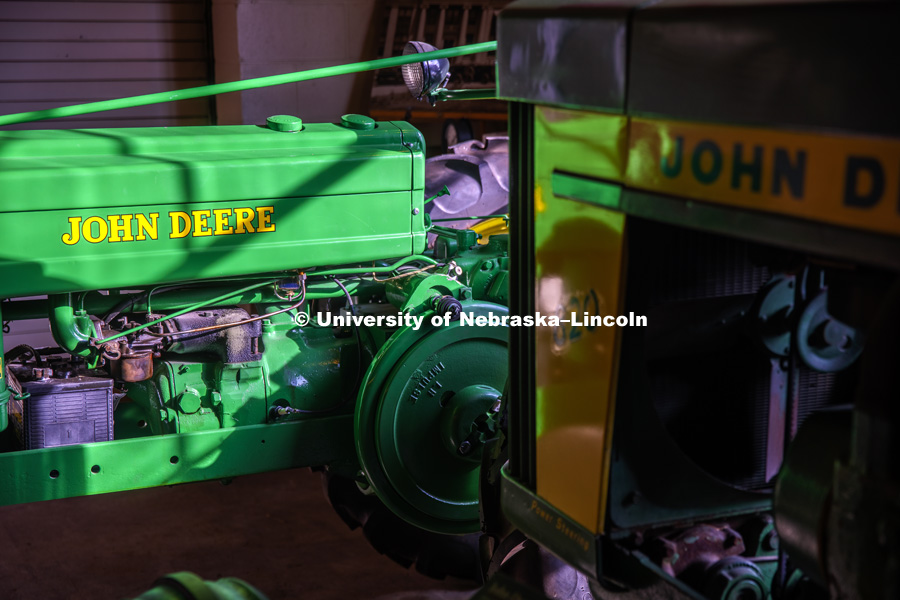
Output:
[{"left": 355, "top": 301, "right": 508, "bottom": 534}]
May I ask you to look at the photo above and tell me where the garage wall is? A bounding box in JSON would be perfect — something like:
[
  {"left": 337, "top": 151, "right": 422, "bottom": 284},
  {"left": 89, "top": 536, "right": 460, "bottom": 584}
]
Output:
[
  {"left": 212, "top": 0, "right": 381, "bottom": 126},
  {"left": 0, "top": 0, "right": 214, "bottom": 129}
]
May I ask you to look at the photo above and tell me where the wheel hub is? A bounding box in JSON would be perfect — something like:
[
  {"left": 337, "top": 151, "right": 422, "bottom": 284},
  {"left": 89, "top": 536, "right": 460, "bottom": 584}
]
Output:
[{"left": 355, "top": 301, "right": 508, "bottom": 534}]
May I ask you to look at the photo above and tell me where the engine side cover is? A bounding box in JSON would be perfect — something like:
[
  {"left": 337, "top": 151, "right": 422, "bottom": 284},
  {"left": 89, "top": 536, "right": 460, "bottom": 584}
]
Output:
[{"left": 0, "top": 120, "right": 425, "bottom": 297}]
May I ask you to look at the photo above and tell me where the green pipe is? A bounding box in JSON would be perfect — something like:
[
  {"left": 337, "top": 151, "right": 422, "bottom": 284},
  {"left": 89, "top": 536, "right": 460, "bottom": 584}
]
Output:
[
  {"left": 48, "top": 294, "right": 95, "bottom": 357},
  {"left": 96, "top": 279, "right": 277, "bottom": 345},
  {"left": 2, "top": 280, "right": 370, "bottom": 323},
  {"left": 312, "top": 255, "right": 438, "bottom": 276},
  {"left": 102, "top": 280, "right": 364, "bottom": 310},
  {"left": 0, "top": 42, "right": 497, "bottom": 127},
  {"left": 16, "top": 287, "right": 284, "bottom": 324},
  {"left": 306, "top": 290, "right": 359, "bottom": 300}
]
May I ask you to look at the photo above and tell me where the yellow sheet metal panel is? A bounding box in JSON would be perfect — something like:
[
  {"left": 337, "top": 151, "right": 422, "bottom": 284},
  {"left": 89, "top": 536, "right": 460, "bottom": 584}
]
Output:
[
  {"left": 533, "top": 106, "right": 627, "bottom": 534},
  {"left": 472, "top": 217, "right": 509, "bottom": 244},
  {"left": 626, "top": 118, "right": 900, "bottom": 237},
  {"left": 535, "top": 106, "right": 629, "bottom": 183}
]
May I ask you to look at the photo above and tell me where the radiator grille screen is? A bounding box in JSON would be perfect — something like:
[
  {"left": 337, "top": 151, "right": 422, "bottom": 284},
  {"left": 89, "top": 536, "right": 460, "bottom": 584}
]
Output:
[{"left": 630, "top": 219, "right": 849, "bottom": 490}]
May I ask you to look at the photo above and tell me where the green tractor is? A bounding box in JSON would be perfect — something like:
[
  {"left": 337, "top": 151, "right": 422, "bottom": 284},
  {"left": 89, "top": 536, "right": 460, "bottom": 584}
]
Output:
[{"left": 0, "top": 42, "right": 506, "bottom": 583}]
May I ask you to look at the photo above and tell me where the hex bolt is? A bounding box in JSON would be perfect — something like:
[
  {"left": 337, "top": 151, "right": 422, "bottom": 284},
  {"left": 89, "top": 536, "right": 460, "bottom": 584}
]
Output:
[
  {"left": 412, "top": 208, "right": 420, "bottom": 215},
  {"left": 458, "top": 440, "right": 473, "bottom": 456}
]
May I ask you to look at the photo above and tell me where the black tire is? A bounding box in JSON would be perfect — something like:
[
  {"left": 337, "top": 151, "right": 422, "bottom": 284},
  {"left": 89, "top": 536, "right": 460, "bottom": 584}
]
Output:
[{"left": 321, "top": 471, "right": 483, "bottom": 582}]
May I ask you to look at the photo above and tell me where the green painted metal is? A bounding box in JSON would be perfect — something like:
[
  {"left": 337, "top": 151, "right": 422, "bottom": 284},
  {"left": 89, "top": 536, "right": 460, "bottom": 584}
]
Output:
[
  {"left": 438, "top": 385, "right": 501, "bottom": 462},
  {"left": 0, "top": 42, "right": 497, "bottom": 127},
  {"left": 551, "top": 172, "right": 622, "bottom": 210},
  {"left": 0, "top": 417, "right": 354, "bottom": 505},
  {"left": 355, "top": 301, "right": 509, "bottom": 534},
  {"left": 118, "top": 309, "right": 365, "bottom": 437},
  {"left": 0, "top": 386, "right": 6, "bottom": 433},
  {"left": 266, "top": 114, "right": 303, "bottom": 132},
  {"left": 48, "top": 294, "right": 95, "bottom": 357},
  {"left": 440, "top": 234, "right": 510, "bottom": 306},
  {"left": 384, "top": 272, "right": 467, "bottom": 315},
  {"left": 126, "top": 359, "right": 270, "bottom": 435},
  {"left": 341, "top": 114, "right": 376, "bottom": 130},
  {"left": 500, "top": 464, "right": 600, "bottom": 579},
  {"left": 261, "top": 312, "right": 368, "bottom": 415},
  {"left": 133, "top": 572, "right": 269, "bottom": 600},
  {"left": 0, "top": 121, "right": 425, "bottom": 299}
]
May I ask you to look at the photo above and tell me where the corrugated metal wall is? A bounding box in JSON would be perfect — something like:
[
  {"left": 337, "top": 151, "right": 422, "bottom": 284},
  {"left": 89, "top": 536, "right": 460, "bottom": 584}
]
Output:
[
  {"left": 0, "top": 0, "right": 214, "bottom": 130},
  {"left": 0, "top": 0, "right": 215, "bottom": 350}
]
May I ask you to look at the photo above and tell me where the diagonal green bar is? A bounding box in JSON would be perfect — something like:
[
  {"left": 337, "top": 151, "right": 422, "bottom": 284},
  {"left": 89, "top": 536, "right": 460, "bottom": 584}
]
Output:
[
  {"left": 0, "top": 42, "right": 497, "bottom": 127},
  {"left": 96, "top": 279, "right": 277, "bottom": 345},
  {"left": 0, "top": 416, "right": 354, "bottom": 506}
]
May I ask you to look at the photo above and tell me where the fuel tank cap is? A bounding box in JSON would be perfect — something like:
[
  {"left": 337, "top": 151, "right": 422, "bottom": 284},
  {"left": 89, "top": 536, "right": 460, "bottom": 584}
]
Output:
[
  {"left": 341, "top": 114, "right": 375, "bottom": 130},
  {"left": 266, "top": 115, "right": 303, "bottom": 132}
]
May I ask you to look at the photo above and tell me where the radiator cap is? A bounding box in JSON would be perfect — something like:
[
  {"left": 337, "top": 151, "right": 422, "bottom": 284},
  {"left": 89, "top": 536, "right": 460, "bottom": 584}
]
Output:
[
  {"left": 341, "top": 114, "right": 375, "bottom": 130},
  {"left": 266, "top": 115, "right": 303, "bottom": 132}
]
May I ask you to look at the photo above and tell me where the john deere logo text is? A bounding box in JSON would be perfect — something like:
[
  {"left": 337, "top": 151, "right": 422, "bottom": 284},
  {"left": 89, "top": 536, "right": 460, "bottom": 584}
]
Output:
[
  {"left": 625, "top": 118, "right": 900, "bottom": 237},
  {"left": 62, "top": 207, "right": 276, "bottom": 245}
]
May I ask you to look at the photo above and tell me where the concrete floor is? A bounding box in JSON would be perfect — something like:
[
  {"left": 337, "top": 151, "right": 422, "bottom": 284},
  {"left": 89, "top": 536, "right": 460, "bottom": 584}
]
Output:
[{"left": 0, "top": 468, "right": 479, "bottom": 599}]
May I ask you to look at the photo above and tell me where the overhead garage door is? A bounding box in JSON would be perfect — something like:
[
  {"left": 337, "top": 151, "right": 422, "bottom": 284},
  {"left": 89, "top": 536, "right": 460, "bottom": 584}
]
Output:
[{"left": 0, "top": 0, "right": 214, "bottom": 130}]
